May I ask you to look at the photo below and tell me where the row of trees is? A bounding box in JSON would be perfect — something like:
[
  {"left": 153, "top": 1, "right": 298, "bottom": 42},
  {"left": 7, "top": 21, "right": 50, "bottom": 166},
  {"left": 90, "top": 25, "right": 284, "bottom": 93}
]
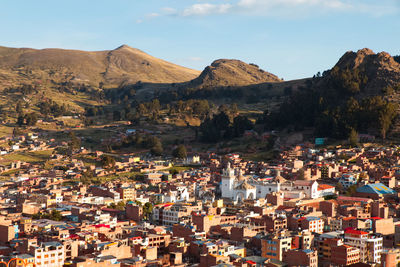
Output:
[
  {"left": 156, "top": 84, "right": 272, "bottom": 104},
  {"left": 112, "top": 133, "right": 163, "bottom": 156},
  {"left": 328, "top": 66, "right": 368, "bottom": 94},
  {"left": 17, "top": 113, "right": 38, "bottom": 126},
  {"left": 314, "top": 96, "right": 397, "bottom": 139},
  {"left": 38, "top": 100, "right": 70, "bottom": 117},
  {"left": 199, "top": 112, "right": 253, "bottom": 142},
  {"left": 265, "top": 66, "right": 398, "bottom": 140}
]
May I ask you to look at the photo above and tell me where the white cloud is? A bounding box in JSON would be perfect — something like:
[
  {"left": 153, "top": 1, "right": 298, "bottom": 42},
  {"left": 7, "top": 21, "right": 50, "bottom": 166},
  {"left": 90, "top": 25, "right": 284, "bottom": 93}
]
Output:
[
  {"left": 188, "top": 56, "right": 203, "bottom": 62},
  {"left": 157, "top": 0, "right": 397, "bottom": 18},
  {"left": 182, "top": 3, "right": 232, "bottom": 16},
  {"left": 146, "top": 13, "right": 160, "bottom": 18},
  {"left": 236, "top": 0, "right": 352, "bottom": 15}
]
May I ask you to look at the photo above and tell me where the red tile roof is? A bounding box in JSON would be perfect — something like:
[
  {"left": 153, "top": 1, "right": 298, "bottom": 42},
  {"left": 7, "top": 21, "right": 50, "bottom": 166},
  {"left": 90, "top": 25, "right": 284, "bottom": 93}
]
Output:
[
  {"left": 318, "top": 184, "right": 335, "bottom": 191},
  {"left": 93, "top": 224, "right": 110, "bottom": 228},
  {"left": 345, "top": 229, "right": 368, "bottom": 235}
]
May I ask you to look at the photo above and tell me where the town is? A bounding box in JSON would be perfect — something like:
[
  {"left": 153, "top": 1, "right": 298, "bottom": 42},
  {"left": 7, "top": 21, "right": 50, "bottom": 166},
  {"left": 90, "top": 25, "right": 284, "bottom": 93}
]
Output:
[{"left": 0, "top": 130, "right": 399, "bottom": 267}]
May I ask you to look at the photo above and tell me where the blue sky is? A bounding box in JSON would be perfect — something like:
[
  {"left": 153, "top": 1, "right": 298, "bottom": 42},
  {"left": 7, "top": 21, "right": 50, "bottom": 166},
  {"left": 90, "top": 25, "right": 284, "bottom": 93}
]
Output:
[{"left": 1, "top": 0, "right": 399, "bottom": 80}]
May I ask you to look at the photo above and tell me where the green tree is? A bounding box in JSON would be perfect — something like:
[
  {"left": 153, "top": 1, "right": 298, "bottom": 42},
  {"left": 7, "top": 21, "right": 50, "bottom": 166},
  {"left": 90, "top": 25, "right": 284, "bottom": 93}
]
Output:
[
  {"left": 12, "top": 127, "right": 22, "bottom": 137},
  {"left": 113, "top": 110, "right": 122, "bottom": 121},
  {"left": 231, "top": 115, "right": 253, "bottom": 137},
  {"left": 16, "top": 113, "right": 38, "bottom": 126},
  {"left": 335, "top": 182, "right": 345, "bottom": 194},
  {"left": 101, "top": 155, "right": 116, "bottom": 169},
  {"left": 173, "top": 144, "right": 187, "bottom": 159},
  {"left": 48, "top": 210, "right": 63, "bottom": 221},
  {"left": 199, "top": 112, "right": 231, "bottom": 142},
  {"left": 33, "top": 210, "right": 63, "bottom": 221},
  {"left": 16, "top": 101, "right": 23, "bottom": 114},
  {"left": 143, "top": 202, "right": 153, "bottom": 220},
  {"left": 349, "top": 128, "right": 358, "bottom": 147},
  {"left": 151, "top": 143, "right": 163, "bottom": 156},
  {"left": 297, "top": 169, "right": 305, "bottom": 180},
  {"left": 345, "top": 185, "right": 358, "bottom": 196},
  {"left": 230, "top": 103, "right": 239, "bottom": 115},
  {"left": 25, "top": 113, "right": 38, "bottom": 126},
  {"left": 17, "top": 115, "right": 24, "bottom": 126},
  {"left": 109, "top": 201, "right": 125, "bottom": 211},
  {"left": 68, "top": 132, "right": 81, "bottom": 151}
]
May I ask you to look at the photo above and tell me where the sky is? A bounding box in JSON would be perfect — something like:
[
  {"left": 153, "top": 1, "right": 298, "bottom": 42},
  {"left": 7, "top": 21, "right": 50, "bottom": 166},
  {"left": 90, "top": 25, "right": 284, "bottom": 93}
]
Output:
[{"left": 1, "top": 0, "right": 399, "bottom": 80}]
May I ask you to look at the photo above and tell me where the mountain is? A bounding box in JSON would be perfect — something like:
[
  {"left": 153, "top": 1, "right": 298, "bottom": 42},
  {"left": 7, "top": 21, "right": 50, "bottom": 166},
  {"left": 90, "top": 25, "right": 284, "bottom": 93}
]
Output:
[
  {"left": 188, "top": 59, "right": 282, "bottom": 88},
  {"left": 265, "top": 48, "right": 400, "bottom": 139},
  {"left": 0, "top": 45, "right": 200, "bottom": 89},
  {"left": 329, "top": 48, "right": 400, "bottom": 94}
]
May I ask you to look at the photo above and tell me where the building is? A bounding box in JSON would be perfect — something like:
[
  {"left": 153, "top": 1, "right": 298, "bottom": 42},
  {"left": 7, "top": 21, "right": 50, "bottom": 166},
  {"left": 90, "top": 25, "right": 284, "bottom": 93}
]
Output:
[
  {"left": 339, "top": 173, "right": 358, "bottom": 188},
  {"left": 344, "top": 229, "right": 383, "bottom": 263},
  {"left": 381, "top": 248, "right": 400, "bottom": 267},
  {"left": 31, "top": 241, "right": 65, "bottom": 267},
  {"left": 299, "top": 217, "right": 324, "bottom": 234},
  {"left": 164, "top": 186, "right": 190, "bottom": 203},
  {"left": 317, "top": 184, "right": 336, "bottom": 198},
  {"left": 220, "top": 164, "right": 256, "bottom": 201},
  {"left": 354, "top": 183, "right": 396, "bottom": 200},
  {"left": 153, "top": 203, "right": 198, "bottom": 226},
  {"left": 116, "top": 187, "right": 136, "bottom": 201},
  {"left": 221, "top": 164, "right": 324, "bottom": 201},
  {"left": 331, "top": 244, "right": 360, "bottom": 266},
  {"left": 282, "top": 249, "right": 318, "bottom": 267},
  {"left": 261, "top": 234, "right": 292, "bottom": 261}
]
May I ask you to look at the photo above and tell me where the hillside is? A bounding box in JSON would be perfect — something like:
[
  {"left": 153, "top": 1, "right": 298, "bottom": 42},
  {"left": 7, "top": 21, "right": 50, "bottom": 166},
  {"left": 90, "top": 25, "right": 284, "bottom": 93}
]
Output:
[
  {"left": 265, "top": 48, "right": 400, "bottom": 140},
  {"left": 188, "top": 59, "right": 282, "bottom": 88},
  {"left": 0, "top": 45, "right": 200, "bottom": 89},
  {"left": 116, "top": 58, "right": 285, "bottom": 103},
  {"left": 0, "top": 45, "right": 201, "bottom": 116},
  {"left": 326, "top": 48, "right": 400, "bottom": 95}
]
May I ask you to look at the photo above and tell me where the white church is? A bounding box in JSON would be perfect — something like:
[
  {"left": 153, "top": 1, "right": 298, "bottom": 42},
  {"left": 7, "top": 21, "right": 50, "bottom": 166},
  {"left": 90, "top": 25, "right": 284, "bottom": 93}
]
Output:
[{"left": 221, "top": 163, "right": 333, "bottom": 202}]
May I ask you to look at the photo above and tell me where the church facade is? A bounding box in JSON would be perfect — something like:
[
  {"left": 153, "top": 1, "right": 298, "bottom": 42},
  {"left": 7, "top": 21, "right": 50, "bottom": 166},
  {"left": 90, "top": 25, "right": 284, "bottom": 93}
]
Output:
[{"left": 221, "top": 164, "right": 331, "bottom": 202}]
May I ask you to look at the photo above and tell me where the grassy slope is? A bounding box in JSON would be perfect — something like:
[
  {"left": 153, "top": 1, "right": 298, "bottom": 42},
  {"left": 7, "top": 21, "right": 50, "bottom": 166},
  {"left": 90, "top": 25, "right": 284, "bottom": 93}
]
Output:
[{"left": 0, "top": 149, "right": 53, "bottom": 165}]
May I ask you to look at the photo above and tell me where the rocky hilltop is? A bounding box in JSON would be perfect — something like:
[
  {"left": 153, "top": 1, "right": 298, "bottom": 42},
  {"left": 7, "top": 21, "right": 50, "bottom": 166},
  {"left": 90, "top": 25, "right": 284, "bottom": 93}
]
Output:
[
  {"left": 327, "top": 48, "right": 400, "bottom": 94},
  {"left": 189, "top": 59, "right": 282, "bottom": 88}
]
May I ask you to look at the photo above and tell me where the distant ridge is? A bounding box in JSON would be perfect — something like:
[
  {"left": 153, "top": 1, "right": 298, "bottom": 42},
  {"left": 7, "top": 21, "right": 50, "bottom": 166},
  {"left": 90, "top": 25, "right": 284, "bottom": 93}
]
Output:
[{"left": 0, "top": 45, "right": 201, "bottom": 88}]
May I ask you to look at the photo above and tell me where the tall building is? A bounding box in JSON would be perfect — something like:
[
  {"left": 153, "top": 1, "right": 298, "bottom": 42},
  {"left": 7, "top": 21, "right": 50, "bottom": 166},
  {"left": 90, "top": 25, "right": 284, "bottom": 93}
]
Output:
[
  {"left": 283, "top": 249, "right": 318, "bottom": 267},
  {"left": 261, "top": 233, "right": 292, "bottom": 261},
  {"left": 331, "top": 244, "right": 360, "bottom": 266},
  {"left": 31, "top": 241, "right": 65, "bottom": 267},
  {"left": 344, "top": 229, "right": 383, "bottom": 263}
]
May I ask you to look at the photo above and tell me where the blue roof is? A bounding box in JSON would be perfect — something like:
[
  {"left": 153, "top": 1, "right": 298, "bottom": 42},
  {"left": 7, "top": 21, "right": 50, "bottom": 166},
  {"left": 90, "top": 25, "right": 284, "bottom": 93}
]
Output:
[
  {"left": 356, "top": 183, "right": 395, "bottom": 195},
  {"left": 42, "top": 241, "right": 62, "bottom": 247}
]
